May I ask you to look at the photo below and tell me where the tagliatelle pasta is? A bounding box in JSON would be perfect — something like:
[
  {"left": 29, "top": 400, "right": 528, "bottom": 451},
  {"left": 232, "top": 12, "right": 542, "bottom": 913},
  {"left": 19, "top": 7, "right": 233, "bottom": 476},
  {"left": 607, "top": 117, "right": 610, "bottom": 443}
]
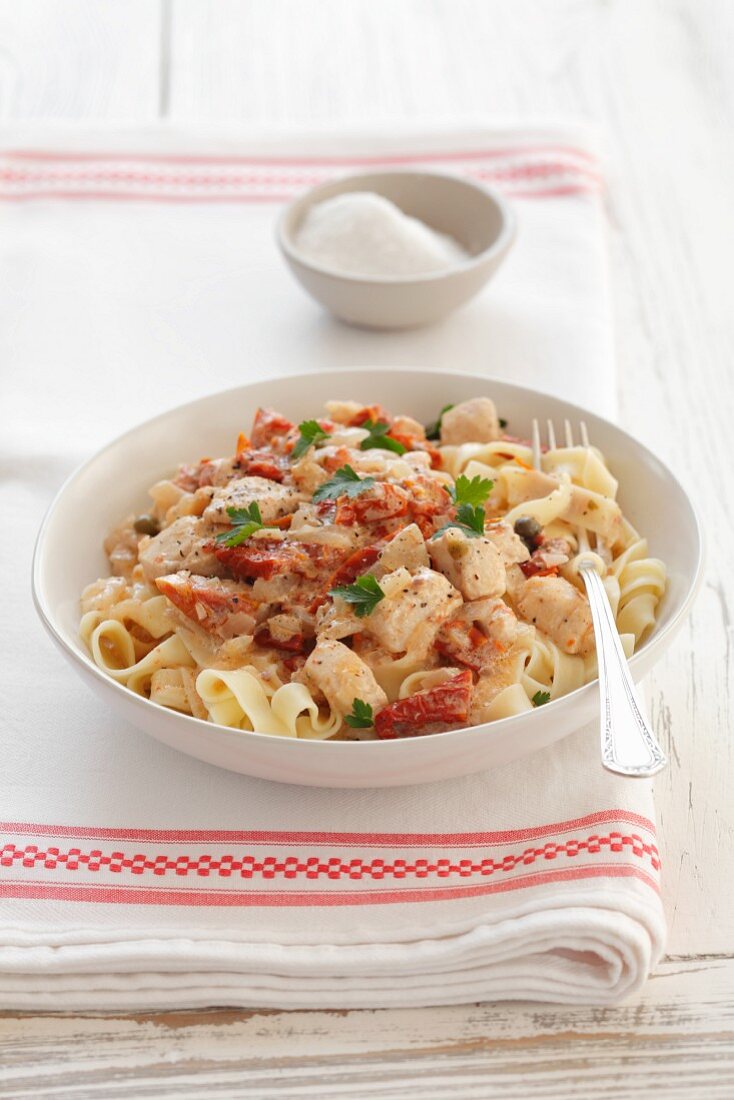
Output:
[{"left": 80, "top": 395, "right": 666, "bottom": 740}]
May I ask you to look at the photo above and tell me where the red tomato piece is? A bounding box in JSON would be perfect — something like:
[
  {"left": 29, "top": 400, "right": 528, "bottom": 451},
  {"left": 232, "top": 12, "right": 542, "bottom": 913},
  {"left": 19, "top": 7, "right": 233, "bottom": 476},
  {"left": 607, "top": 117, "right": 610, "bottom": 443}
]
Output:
[
  {"left": 155, "top": 574, "right": 259, "bottom": 635},
  {"left": 374, "top": 670, "right": 474, "bottom": 739},
  {"left": 250, "top": 407, "right": 295, "bottom": 450},
  {"left": 347, "top": 404, "right": 391, "bottom": 428}
]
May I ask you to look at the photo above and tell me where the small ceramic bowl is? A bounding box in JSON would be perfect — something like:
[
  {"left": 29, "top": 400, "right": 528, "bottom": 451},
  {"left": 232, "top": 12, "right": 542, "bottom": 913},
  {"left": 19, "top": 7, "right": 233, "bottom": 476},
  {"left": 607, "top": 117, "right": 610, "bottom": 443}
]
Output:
[{"left": 277, "top": 170, "right": 516, "bottom": 329}]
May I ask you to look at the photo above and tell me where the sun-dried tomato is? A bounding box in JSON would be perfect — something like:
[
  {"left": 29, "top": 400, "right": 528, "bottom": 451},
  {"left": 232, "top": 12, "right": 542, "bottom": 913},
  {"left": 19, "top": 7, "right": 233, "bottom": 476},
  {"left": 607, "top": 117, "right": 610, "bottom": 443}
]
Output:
[{"left": 374, "top": 670, "right": 473, "bottom": 739}]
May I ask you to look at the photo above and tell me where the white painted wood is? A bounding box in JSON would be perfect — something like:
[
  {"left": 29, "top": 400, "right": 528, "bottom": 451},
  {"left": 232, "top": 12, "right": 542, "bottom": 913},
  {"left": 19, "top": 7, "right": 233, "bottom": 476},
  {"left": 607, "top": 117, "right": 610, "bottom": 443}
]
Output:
[
  {"left": 1, "top": 0, "right": 733, "bottom": 1088},
  {"left": 1, "top": 958, "right": 733, "bottom": 1097},
  {"left": 0, "top": 0, "right": 162, "bottom": 119}
]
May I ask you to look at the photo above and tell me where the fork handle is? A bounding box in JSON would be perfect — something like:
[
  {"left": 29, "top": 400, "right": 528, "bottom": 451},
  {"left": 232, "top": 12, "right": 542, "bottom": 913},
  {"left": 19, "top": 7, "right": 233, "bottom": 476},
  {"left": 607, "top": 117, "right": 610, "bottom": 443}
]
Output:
[{"left": 579, "top": 563, "right": 667, "bottom": 777}]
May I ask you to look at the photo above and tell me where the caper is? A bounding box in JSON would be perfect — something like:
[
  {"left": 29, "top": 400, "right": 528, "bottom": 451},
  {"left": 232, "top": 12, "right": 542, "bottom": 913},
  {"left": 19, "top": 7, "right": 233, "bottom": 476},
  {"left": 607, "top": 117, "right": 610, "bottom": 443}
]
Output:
[
  {"left": 514, "top": 515, "right": 542, "bottom": 549},
  {"left": 133, "top": 514, "right": 160, "bottom": 536}
]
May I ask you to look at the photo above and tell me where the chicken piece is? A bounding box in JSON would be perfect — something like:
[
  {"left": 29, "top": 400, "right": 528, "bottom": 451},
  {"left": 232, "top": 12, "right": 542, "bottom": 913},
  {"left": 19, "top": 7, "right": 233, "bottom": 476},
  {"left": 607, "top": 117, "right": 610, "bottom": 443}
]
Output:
[
  {"left": 435, "top": 597, "right": 533, "bottom": 672},
  {"left": 362, "top": 567, "right": 462, "bottom": 655},
  {"left": 103, "top": 515, "right": 141, "bottom": 578},
  {"left": 440, "top": 397, "right": 500, "bottom": 445},
  {"left": 324, "top": 400, "right": 363, "bottom": 424},
  {"left": 138, "top": 516, "right": 224, "bottom": 583},
  {"left": 513, "top": 573, "right": 594, "bottom": 655},
  {"left": 334, "top": 481, "right": 411, "bottom": 527},
  {"left": 203, "top": 476, "right": 302, "bottom": 527},
  {"left": 520, "top": 537, "right": 573, "bottom": 578},
  {"left": 378, "top": 524, "right": 430, "bottom": 574},
  {"left": 255, "top": 612, "right": 308, "bottom": 652},
  {"left": 301, "top": 639, "right": 387, "bottom": 716},
  {"left": 483, "top": 521, "right": 530, "bottom": 566},
  {"left": 374, "top": 669, "right": 473, "bottom": 739},
  {"left": 155, "top": 573, "right": 261, "bottom": 639},
  {"left": 428, "top": 528, "right": 506, "bottom": 601}
]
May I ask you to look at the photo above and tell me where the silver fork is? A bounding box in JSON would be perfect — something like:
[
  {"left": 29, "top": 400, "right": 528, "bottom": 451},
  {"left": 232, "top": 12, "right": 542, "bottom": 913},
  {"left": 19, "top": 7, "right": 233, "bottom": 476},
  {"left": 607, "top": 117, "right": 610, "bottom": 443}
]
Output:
[{"left": 530, "top": 418, "right": 667, "bottom": 777}]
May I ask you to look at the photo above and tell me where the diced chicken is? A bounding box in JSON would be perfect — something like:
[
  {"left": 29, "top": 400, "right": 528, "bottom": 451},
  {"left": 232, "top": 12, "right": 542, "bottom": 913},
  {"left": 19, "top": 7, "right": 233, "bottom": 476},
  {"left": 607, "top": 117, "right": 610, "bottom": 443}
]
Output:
[
  {"left": 301, "top": 639, "right": 387, "bottom": 716},
  {"left": 291, "top": 456, "right": 330, "bottom": 495},
  {"left": 138, "top": 516, "right": 224, "bottom": 583},
  {"left": 362, "top": 567, "right": 462, "bottom": 655},
  {"left": 483, "top": 521, "right": 530, "bottom": 566},
  {"left": 155, "top": 573, "right": 261, "bottom": 639},
  {"left": 378, "top": 524, "right": 430, "bottom": 574},
  {"left": 513, "top": 573, "right": 594, "bottom": 655},
  {"left": 103, "top": 515, "right": 140, "bottom": 578},
  {"left": 255, "top": 612, "right": 308, "bottom": 652},
  {"left": 435, "top": 597, "right": 533, "bottom": 672},
  {"left": 428, "top": 529, "right": 506, "bottom": 601},
  {"left": 324, "top": 400, "right": 364, "bottom": 424},
  {"left": 440, "top": 397, "right": 500, "bottom": 445},
  {"left": 203, "top": 476, "right": 302, "bottom": 527}
]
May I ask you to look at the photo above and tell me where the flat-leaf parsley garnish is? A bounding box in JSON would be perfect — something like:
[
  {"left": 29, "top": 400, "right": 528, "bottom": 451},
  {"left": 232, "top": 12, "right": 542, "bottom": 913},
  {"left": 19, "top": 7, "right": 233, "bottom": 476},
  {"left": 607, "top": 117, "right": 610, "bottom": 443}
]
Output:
[
  {"left": 290, "top": 419, "right": 331, "bottom": 461},
  {"left": 329, "top": 573, "right": 385, "bottom": 618},
  {"left": 532, "top": 690, "right": 551, "bottom": 707},
  {"left": 449, "top": 474, "right": 494, "bottom": 508},
  {"left": 344, "top": 699, "right": 374, "bottom": 729},
  {"left": 312, "top": 465, "right": 376, "bottom": 503},
  {"left": 215, "top": 503, "right": 272, "bottom": 548},
  {"left": 425, "top": 403, "right": 454, "bottom": 440},
  {"left": 359, "top": 419, "right": 406, "bottom": 455}
]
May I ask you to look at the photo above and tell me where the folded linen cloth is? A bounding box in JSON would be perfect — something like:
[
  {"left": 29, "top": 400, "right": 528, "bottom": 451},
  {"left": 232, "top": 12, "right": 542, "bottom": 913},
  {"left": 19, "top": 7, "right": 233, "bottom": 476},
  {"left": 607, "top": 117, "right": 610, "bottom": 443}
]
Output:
[{"left": 0, "top": 123, "right": 664, "bottom": 1009}]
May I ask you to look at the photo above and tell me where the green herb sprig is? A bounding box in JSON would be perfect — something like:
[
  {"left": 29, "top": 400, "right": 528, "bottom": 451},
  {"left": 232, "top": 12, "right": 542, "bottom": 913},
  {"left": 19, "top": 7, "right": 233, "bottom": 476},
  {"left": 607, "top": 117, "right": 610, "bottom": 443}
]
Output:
[
  {"left": 425, "top": 404, "right": 454, "bottom": 441},
  {"left": 532, "top": 690, "right": 551, "bottom": 707},
  {"left": 290, "top": 419, "right": 331, "bottom": 461},
  {"left": 329, "top": 573, "right": 385, "bottom": 618},
  {"left": 344, "top": 699, "right": 374, "bottom": 729},
  {"left": 359, "top": 419, "right": 406, "bottom": 455},
  {"left": 215, "top": 503, "right": 273, "bottom": 548},
  {"left": 312, "top": 465, "right": 376, "bottom": 503},
  {"left": 449, "top": 474, "right": 494, "bottom": 508}
]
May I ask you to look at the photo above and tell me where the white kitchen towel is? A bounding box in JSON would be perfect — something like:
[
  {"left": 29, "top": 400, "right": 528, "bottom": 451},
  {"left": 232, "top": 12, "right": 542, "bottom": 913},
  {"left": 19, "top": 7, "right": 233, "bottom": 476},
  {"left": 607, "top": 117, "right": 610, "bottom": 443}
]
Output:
[{"left": 0, "top": 123, "right": 664, "bottom": 1010}]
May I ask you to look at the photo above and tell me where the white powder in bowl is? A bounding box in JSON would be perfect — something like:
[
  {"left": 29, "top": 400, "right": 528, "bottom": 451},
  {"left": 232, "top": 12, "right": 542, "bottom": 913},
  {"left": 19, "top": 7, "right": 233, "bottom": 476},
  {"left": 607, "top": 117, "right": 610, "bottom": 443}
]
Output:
[{"left": 294, "top": 191, "right": 469, "bottom": 277}]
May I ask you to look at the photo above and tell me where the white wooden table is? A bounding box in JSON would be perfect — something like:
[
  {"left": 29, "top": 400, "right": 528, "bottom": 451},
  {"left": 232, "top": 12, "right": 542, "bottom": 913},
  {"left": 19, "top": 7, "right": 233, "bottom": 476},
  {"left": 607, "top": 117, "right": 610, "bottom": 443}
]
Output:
[{"left": 1, "top": 1, "right": 732, "bottom": 1094}]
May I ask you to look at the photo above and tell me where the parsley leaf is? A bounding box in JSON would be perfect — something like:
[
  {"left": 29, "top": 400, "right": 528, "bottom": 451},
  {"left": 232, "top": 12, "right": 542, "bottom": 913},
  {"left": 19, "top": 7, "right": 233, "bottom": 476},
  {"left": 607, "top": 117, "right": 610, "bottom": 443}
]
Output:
[
  {"left": 344, "top": 698, "right": 374, "bottom": 729},
  {"left": 312, "top": 465, "right": 376, "bottom": 503},
  {"left": 532, "top": 690, "right": 551, "bottom": 707},
  {"left": 425, "top": 404, "right": 454, "bottom": 441},
  {"left": 290, "top": 419, "right": 331, "bottom": 461},
  {"left": 450, "top": 474, "right": 494, "bottom": 508},
  {"left": 359, "top": 419, "right": 406, "bottom": 455},
  {"left": 329, "top": 573, "right": 385, "bottom": 618},
  {"left": 215, "top": 503, "right": 271, "bottom": 548},
  {"left": 431, "top": 502, "right": 487, "bottom": 541}
]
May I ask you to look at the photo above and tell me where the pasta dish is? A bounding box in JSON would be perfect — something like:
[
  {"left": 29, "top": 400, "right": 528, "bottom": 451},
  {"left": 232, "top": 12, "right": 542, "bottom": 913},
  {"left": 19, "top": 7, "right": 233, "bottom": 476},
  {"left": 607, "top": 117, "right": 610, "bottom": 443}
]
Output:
[{"left": 80, "top": 397, "right": 666, "bottom": 740}]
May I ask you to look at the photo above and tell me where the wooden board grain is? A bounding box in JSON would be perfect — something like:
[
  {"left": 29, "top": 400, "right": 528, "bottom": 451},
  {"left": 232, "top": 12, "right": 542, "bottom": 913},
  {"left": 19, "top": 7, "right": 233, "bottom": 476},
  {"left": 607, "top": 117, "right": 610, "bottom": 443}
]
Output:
[{"left": 1, "top": 959, "right": 733, "bottom": 1098}]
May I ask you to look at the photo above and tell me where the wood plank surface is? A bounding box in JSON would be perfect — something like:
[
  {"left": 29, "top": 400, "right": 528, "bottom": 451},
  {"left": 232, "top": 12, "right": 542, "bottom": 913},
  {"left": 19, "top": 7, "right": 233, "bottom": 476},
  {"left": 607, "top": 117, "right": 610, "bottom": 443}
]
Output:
[
  {"left": 1, "top": 0, "right": 733, "bottom": 1093},
  {"left": 2, "top": 958, "right": 733, "bottom": 1097}
]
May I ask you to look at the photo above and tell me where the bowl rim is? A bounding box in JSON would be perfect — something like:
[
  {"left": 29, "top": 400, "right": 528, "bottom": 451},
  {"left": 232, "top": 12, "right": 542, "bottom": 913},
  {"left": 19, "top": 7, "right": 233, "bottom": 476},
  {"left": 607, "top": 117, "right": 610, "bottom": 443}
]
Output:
[
  {"left": 32, "top": 367, "right": 706, "bottom": 753},
  {"left": 276, "top": 168, "right": 517, "bottom": 286}
]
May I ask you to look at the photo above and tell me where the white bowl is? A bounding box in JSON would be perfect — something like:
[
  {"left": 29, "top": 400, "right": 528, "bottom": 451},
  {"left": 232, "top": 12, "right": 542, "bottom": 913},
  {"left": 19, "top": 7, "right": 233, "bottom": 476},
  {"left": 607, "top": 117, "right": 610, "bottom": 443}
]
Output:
[{"left": 33, "top": 369, "right": 703, "bottom": 788}]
